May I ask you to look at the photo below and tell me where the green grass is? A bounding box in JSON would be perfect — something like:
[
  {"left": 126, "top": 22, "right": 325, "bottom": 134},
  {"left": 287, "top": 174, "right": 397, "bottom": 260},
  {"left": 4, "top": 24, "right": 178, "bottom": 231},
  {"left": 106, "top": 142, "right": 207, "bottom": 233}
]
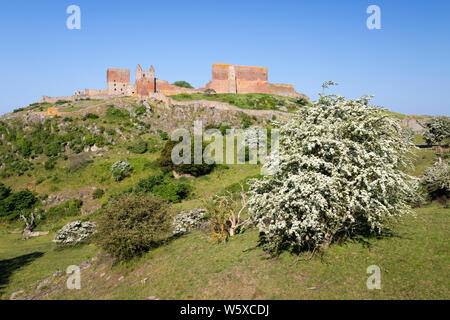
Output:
[
  {"left": 59, "top": 106, "right": 84, "bottom": 113},
  {"left": 1, "top": 205, "right": 448, "bottom": 299},
  {"left": 169, "top": 93, "right": 301, "bottom": 111}
]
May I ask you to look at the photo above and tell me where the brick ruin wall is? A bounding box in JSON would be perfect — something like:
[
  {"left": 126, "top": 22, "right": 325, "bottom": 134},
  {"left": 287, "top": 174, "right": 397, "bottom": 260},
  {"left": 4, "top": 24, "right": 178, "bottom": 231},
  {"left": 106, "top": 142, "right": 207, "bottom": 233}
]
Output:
[
  {"left": 107, "top": 69, "right": 131, "bottom": 96},
  {"left": 206, "top": 63, "right": 302, "bottom": 98}
]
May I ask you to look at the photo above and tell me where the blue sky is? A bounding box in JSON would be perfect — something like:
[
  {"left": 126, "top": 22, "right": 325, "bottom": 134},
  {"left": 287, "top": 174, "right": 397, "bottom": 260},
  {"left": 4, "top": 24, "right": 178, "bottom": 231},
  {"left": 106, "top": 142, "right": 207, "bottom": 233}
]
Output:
[{"left": 0, "top": 0, "right": 448, "bottom": 116}]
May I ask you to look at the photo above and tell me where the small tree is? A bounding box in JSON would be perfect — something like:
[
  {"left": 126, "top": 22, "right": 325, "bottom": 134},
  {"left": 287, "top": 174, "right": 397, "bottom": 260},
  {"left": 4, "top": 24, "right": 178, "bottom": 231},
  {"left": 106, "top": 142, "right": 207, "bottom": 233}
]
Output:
[
  {"left": 94, "top": 193, "right": 173, "bottom": 261},
  {"left": 423, "top": 116, "right": 450, "bottom": 146},
  {"left": 248, "top": 94, "right": 417, "bottom": 255},
  {"left": 422, "top": 160, "right": 450, "bottom": 201}
]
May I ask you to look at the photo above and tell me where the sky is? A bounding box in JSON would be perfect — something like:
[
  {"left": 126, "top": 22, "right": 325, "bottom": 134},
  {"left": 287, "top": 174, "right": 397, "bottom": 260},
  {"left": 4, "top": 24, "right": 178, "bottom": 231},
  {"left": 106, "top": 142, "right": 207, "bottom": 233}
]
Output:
[{"left": 0, "top": 0, "right": 449, "bottom": 116}]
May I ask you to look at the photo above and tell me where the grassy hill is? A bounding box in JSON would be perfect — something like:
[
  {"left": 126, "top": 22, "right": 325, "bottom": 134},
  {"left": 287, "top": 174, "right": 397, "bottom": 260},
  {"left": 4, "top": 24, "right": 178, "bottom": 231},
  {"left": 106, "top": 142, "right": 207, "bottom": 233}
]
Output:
[{"left": 0, "top": 94, "right": 448, "bottom": 300}]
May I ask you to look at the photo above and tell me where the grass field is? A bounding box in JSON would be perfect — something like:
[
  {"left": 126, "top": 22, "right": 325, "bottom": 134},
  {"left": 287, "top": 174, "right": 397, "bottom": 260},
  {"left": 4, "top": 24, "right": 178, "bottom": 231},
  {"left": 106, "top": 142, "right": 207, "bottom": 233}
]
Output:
[{"left": 0, "top": 204, "right": 448, "bottom": 300}]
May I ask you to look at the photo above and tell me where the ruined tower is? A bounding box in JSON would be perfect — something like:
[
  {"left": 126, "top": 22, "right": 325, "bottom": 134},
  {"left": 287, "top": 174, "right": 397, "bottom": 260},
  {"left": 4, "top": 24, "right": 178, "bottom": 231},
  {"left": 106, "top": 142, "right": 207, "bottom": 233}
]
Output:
[
  {"left": 135, "top": 65, "right": 156, "bottom": 96},
  {"left": 107, "top": 68, "right": 131, "bottom": 96}
]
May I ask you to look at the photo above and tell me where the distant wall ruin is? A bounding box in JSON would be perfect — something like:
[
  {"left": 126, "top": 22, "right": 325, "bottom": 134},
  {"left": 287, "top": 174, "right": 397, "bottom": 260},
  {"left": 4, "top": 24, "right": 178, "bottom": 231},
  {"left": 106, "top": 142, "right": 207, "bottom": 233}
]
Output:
[
  {"left": 205, "top": 63, "right": 304, "bottom": 99},
  {"left": 41, "top": 62, "right": 309, "bottom": 102}
]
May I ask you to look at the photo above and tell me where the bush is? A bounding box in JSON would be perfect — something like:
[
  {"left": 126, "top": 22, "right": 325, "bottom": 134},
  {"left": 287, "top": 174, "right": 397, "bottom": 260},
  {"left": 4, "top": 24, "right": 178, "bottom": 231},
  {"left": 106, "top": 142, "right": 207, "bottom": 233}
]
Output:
[
  {"left": 423, "top": 116, "right": 450, "bottom": 145},
  {"left": 53, "top": 221, "right": 95, "bottom": 247},
  {"left": 44, "top": 157, "right": 57, "bottom": 170},
  {"left": 157, "top": 140, "right": 215, "bottom": 177},
  {"left": 422, "top": 160, "right": 450, "bottom": 200},
  {"left": 172, "top": 81, "right": 194, "bottom": 89},
  {"left": 83, "top": 113, "right": 99, "bottom": 120},
  {"left": 94, "top": 193, "right": 173, "bottom": 261},
  {"left": 92, "top": 188, "right": 105, "bottom": 199},
  {"left": 0, "top": 189, "right": 38, "bottom": 221},
  {"left": 173, "top": 209, "right": 208, "bottom": 235},
  {"left": 128, "top": 139, "right": 147, "bottom": 154},
  {"left": 151, "top": 182, "right": 191, "bottom": 203},
  {"left": 135, "top": 174, "right": 164, "bottom": 194},
  {"left": 248, "top": 94, "right": 417, "bottom": 254},
  {"left": 134, "top": 173, "right": 190, "bottom": 203},
  {"left": 111, "top": 160, "right": 133, "bottom": 181}
]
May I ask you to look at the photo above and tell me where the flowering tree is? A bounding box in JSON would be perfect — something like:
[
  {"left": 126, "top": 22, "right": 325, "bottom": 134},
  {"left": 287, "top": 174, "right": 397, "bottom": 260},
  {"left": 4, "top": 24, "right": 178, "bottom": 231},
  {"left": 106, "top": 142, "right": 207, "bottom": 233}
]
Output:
[
  {"left": 248, "top": 94, "right": 418, "bottom": 254},
  {"left": 423, "top": 116, "right": 450, "bottom": 146}
]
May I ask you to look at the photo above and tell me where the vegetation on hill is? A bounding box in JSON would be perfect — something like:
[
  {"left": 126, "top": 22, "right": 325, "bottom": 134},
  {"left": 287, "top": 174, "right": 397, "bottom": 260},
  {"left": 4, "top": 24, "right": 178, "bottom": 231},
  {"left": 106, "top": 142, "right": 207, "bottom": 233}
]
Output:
[
  {"left": 0, "top": 92, "right": 448, "bottom": 300},
  {"left": 172, "top": 81, "right": 194, "bottom": 89},
  {"left": 169, "top": 93, "right": 308, "bottom": 111}
]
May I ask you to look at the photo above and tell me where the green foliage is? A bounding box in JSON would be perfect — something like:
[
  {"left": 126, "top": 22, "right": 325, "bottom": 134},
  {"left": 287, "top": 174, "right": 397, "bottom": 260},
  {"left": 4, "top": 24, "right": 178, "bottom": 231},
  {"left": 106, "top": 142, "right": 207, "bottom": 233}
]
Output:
[
  {"left": 151, "top": 182, "right": 191, "bottom": 203},
  {"left": 44, "top": 199, "right": 83, "bottom": 219},
  {"left": 134, "top": 173, "right": 190, "bottom": 203},
  {"left": 128, "top": 139, "right": 147, "bottom": 154},
  {"left": 0, "top": 182, "right": 11, "bottom": 200},
  {"left": 44, "top": 142, "right": 62, "bottom": 157},
  {"left": 44, "top": 157, "right": 57, "bottom": 170},
  {"left": 106, "top": 105, "right": 129, "bottom": 120},
  {"left": 158, "top": 130, "right": 169, "bottom": 140},
  {"left": 240, "top": 113, "right": 252, "bottom": 129},
  {"left": 85, "top": 135, "right": 96, "bottom": 147},
  {"left": 92, "top": 188, "right": 105, "bottom": 199},
  {"left": 0, "top": 189, "right": 38, "bottom": 221},
  {"left": 170, "top": 93, "right": 297, "bottom": 111},
  {"left": 172, "top": 81, "right": 194, "bottom": 89},
  {"left": 94, "top": 193, "right": 174, "bottom": 261},
  {"left": 157, "top": 140, "right": 215, "bottom": 177},
  {"left": 82, "top": 113, "right": 99, "bottom": 120}
]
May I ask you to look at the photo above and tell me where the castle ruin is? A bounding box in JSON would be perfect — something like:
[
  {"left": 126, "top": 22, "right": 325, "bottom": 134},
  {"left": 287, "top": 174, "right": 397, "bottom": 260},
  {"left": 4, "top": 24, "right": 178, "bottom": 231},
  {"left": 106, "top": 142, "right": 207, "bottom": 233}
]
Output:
[{"left": 40, "top": 63, "right": 308, "bottom": 103}]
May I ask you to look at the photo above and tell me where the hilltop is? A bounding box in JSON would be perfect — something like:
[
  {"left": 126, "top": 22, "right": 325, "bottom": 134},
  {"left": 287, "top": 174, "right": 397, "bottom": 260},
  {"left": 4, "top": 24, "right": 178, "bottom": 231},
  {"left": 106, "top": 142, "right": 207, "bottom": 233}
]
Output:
[{"left": 0, "top": 93, "right": 447, "bottom": 300}]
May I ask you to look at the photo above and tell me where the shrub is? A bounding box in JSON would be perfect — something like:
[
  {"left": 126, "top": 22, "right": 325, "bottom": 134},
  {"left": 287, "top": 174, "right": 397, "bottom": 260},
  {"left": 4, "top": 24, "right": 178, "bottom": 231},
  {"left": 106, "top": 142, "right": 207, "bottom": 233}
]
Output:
[
  {"left": 423, "top": 116, "right": 450, "bottom": 145},
  {"left": 135, "top": 173, "right": 190, "bottom": 203},
  {"left": 44, "top": 157, "right": 57, "bottom": 170},
  {"left": 0, "top": 189, "right": 38, "bottom": 221},
  {"left": 248, "top": 94, "right": 418, "bottom": 255},
  {"left": 422, "top": 160, "right": 450, "bottom": 200},
  {"left": 158, "top": 130, "right": 169, "bottom": 140},
  {"left": 83, "top": 113, "right": 99, "bottom": 120},
  {"left": 173, "top": 209, "right": 208, "bottom": 235},
  {"left": 94, "top": 193, "right": 173, "bottom": 261},
  {"left": 157, "top": 140, "right": 215, "bottom": 177},
  {"left": 172, "top": 81, "right": 194, "bottom": 89},
  {"left": 92, "top": 188, "right": 105, "bottom": 199},
  {"left": 111, "top": 160, "right": 133, "bottom": 181},
  {"left": 53, "top": 221, "right": 95, "bottom": 247},
  {"left": 135, "top": 173, "right": 165, "bottom": 194},
  {"left": 128, "top": 139, "right": 147, "bottom": 154},
  {"left": 0, "top": 182, "right": 11, "bottom": 200},
  {"left": 151, "top": 182, "right": 191, "bottom": 203}
]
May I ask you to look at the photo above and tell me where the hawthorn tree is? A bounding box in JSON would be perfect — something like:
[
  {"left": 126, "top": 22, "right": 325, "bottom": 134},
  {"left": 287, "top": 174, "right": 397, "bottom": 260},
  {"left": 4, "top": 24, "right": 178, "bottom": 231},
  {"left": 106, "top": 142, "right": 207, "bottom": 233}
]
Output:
[
  {"left": 423, "top": 116, "right": 450, "bottom": 146},
  {"left": 248, "top": 94, "right": 418, "bottom": 255}
]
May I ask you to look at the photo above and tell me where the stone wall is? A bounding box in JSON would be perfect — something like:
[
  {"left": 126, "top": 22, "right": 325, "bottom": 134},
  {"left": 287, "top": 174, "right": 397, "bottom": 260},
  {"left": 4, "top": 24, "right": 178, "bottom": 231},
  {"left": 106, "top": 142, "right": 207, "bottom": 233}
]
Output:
[
  {"left": 107, "top": 68, "right": 130, "bottom": 96},
  {"left": 205, "top": 63, "right": 305, "bottom": 99}
]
